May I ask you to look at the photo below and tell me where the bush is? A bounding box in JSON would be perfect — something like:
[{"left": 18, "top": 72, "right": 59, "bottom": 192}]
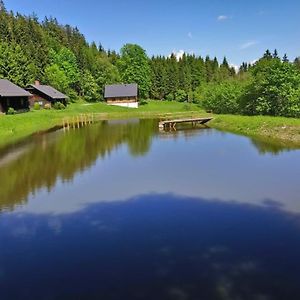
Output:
[
  {"left": 139, "top": 100, "right": 148, "bottom": 106},
  {"left": 165, "top": 93, "right": 174, "bottom": 101},
  {"left": 67, "top": 90, "right": 78, "bottom": 103},
  {"left": 44, "top": 103, "right": 51, "bottom": 110},
  {"left": 240, "top": 59, "right": 300, "bottom": 117},
  {"left": 175, "top": 89, "right": 187, "bottom": 102},
  {"left": 53, "top": 102, "right": 66, "bottom": 110},
  {"left": 7, "top": 107, "right": 16, "bottom": 115},
  {"left": 33, "top": 103, "right": 40, "bottom": 110},
  {"left": 201, "top": 80, "right": 245, "bottom": 114}
]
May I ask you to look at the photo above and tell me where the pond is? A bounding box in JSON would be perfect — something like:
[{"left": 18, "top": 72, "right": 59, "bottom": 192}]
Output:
[{"left": 0, "top": 119, "right": 300, "bottom": 300}]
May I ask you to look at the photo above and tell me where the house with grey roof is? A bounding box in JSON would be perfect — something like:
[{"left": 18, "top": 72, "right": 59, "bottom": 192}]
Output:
[
  {"left": 0, "top": 79, "right": 31, "bottom": 113},
  {"left": 104, "top": 83, "right": 138, "bottom": 108},
  {"left": 26, "top": 81, "right": 68, "bottom": 108}
]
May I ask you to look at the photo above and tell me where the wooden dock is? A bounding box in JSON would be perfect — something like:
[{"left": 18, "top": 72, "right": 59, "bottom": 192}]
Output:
[{"left": 159, "top": 117, "right": 213, "bottom": 130}]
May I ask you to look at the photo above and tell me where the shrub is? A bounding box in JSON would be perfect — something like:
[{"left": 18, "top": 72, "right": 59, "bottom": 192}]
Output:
[
  {"left": 240, "top": 59, "right": 300, "bottom": 117},
  {"left": 175, "top": 89, "right": 187, "bottom": 102},
  {"left": 201, "top": 80, "right": 245, "bottom": 114},
  {"left": 165, "top": 93, "right": 174, "bottom": 101},
  {"left": 7, "top": 107, "right": 16, "bottom": 115},
  {"left": 139, "top": 100, "right": 148, "bottom": 106},
  {"left": 67, "top": 89, "right": 78, "bottom": 103},
  {"left": 33, "top": 102, "right": 40, "bottom": 110},
  {"left": 53, "top": 102, "right": 66, "bottom": 110}
]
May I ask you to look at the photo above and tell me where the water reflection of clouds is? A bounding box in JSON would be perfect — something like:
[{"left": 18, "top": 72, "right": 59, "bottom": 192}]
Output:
[
  {"left": 48, "top": 218, "right": 62, "bottom": 235},
  {"left": 1, "top": 193, "right": 300, "bottom": 299}
]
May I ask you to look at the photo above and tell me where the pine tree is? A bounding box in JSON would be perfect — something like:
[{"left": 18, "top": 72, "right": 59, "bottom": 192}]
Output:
[
  {"left": 205, "top": 56, "right": 213, "bottom": 82},
  {"left": 219, "top": 57, "right": 231, "bottom": 80},
  {"left": 98, "top": 43, "right": 105, "bottom": 53},
  {"left": 263, "top": 50, "right": 272, "bottom": 60},
  {"left": 166, "top": 54, "right": 179, "bottom": 98},
  {"left": 294, "top": 57, "right": 300, "bottom": 70},
  {"left": 282, "top": 54, "right": 289, "bottom": 63},
  {"left": 0, "top": 0, "right": 6, "bottom": 12},
  {"left": 273, "top": 49, "right": 279, "bottom": 59}
]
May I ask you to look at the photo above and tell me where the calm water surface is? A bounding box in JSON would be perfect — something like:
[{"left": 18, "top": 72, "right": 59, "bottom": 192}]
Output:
[{"left": 0, "top": 119, "right": 300, "bottom": 300}]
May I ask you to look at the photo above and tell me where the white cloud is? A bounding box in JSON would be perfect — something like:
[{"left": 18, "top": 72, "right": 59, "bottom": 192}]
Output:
[
  {"left": 240, "top": 41, "right": 259, "bottom": 50},
  {"left": 188, "top": 32, "right": 193, "bottom": 39},
  {"left": 250, "top": 58, "right": 258, "bottom": 65},
  {"left": 217, "top": 15, "right": 229, "bottom": 21},
  {"left": 229, "top": 63, "right": 239, "bottom": 72},
  {"left": 169, "top": 50, "right": 185, "bottom": 61}
]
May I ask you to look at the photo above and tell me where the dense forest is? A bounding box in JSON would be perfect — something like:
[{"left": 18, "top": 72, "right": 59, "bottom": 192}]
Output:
[{"left": 0, "top": 1, "right": 300, "bottom": 117}]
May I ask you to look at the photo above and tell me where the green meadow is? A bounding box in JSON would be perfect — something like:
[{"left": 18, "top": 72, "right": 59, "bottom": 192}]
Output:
[{"left": 1, "top": 100, "right": 300, "bottom": 148}]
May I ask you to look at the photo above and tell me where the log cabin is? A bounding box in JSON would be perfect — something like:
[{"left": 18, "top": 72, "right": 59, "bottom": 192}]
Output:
[
  {"left": 0, "top": 79, "right": 31, "bottom": 114},
  {"left": 104, "top": 83, "right": 138, "bottom": 108},
  {"left": 26, "top": 81, "right": 68, "bottom": 108}
]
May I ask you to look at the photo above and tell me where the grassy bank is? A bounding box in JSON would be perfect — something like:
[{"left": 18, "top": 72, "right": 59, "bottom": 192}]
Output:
[
  {"left": 0, "top": 100, "right": 300, "bottom": 149},
  {"left": 0, "top": 101, "right": 204, "bottom": 147},
  {"left": 211, "top": 114, "right": 300, "bottom": 148}
]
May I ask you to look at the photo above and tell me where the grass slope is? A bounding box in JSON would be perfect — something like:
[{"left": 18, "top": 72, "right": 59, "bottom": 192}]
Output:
[
  {"left": 211, "top": 114, "right": 300, "bottom": 147},
  {"left": 0, "top": 101, "right": 203, "bottom": 147}
]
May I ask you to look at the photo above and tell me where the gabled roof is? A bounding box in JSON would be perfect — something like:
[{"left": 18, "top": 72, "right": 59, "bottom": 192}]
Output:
[
  {"left": 104, "top": 84, "right": 138, "bottom": 98},
  {"left": 0, "top": 79, "right": 31, "bottom": 97},
  {"left": 28, "top": 84, "right": 68, "bottom": 100}
]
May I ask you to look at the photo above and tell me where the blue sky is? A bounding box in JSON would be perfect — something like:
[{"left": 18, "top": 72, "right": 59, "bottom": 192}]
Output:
[{"left": 4, "top": 0, "right": 300, "bottom": 66}]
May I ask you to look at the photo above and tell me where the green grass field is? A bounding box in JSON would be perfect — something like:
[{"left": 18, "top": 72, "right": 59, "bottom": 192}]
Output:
[
  {"left": 0, "top": 101, "right": 204, "bottom": 147},
  {"left": 0, "top": 100, "right": 300, "bottom": 148},
  {"left": 211, "top": 114, "right": 300, "bottom": 147}
]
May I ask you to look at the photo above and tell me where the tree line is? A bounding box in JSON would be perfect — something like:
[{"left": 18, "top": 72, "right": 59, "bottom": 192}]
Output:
[
  {"left": 200, "top": 50, "right": 300, "bottom": 117},
  {"left": 0, "top": 0, "right": 300, "bottom": 117}
]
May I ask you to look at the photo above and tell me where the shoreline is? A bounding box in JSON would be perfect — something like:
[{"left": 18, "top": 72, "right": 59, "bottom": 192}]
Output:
[
  {"left": 210, "top": 114, "right": 300, "bottom": 149},
  {"left": 0, "top": 101, "right": 300, "bottom": 150}
]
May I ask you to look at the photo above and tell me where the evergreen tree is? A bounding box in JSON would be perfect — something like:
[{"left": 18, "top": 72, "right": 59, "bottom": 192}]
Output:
[
  {"left": 263, "top": 49, "right": 272, "bottom": 60},
  {"left": 205, "top": 56, "right": 214, "bottom": 82},
  {"left": 294, "top": 57, "right": 300, "bottom": 70},
  {"left": 219, "top": 57, "right": 231, "bottom": 80},
  {"left": 0, "top": 41, "right": 34, "bottom": 86},
  {"left": 0, "top": 0, "right": 6, "bottom": 12},
  {"left": 98, "top": 43, "right": 105, "bottom": 53},
  {"left": 166, "top": 54, "right": 179, "bottom": 99},
  {"left": 273, "top": 49, "right": 279, "bottom": 59},
  {"left": 282, "top": 54, "right": 289, "bottom": 63}
]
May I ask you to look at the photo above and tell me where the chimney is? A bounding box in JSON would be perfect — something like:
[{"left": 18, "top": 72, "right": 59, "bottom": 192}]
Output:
[{"left": 35, "top": 80, "right": 40, "bottom": 86}]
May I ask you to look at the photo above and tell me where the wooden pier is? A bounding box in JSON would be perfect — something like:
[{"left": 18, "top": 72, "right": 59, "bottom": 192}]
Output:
[{"left": 159, "top": 117, "right": 213, "bottom": 130}]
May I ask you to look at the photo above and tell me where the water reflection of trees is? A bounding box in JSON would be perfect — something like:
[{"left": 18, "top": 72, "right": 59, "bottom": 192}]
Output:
[
  {"left": 0, "top": 119, "right": 157, "bottom": 212},
  {"left": 1, "top": 120, "right": 296, "bottom": 212},
  {"left": 250, "top": 137, "right": 299, "bottom": 155}
]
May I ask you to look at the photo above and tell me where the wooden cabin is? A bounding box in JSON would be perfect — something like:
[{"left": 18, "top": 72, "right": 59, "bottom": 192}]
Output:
[
  {"left": 104, "top": 84, "right": 138, "bottom": 108},
  {"left": 0, "top": 79, "right": 31, "bottom": 114},
  {"left": 26, "top": 81, "right": 68, "bottom": 108}
]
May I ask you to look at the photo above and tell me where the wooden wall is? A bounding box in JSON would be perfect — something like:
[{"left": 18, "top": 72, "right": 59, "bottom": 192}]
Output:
[{"left": 29, "top": 94, "right": 51, "bottom": 108}]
